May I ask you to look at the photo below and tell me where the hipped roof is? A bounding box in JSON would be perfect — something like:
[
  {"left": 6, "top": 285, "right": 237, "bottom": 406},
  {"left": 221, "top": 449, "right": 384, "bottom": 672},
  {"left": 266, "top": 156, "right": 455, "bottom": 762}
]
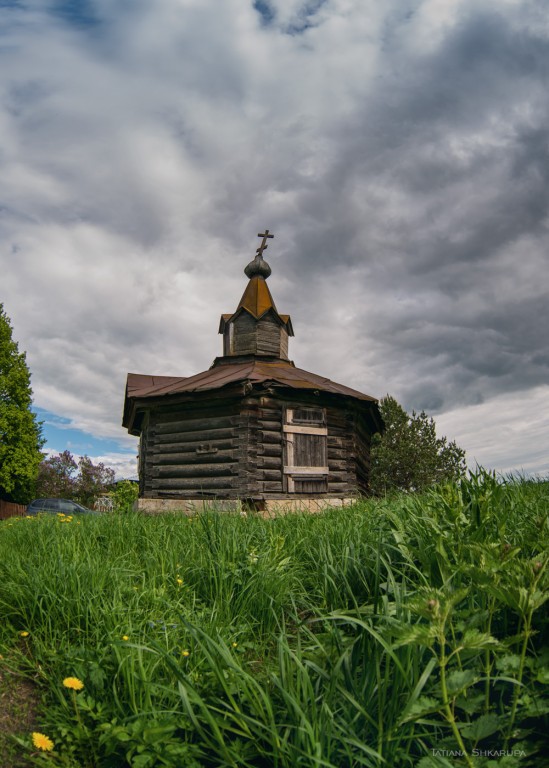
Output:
[
  {"left": 126, "top": 360, "right": 377, "bottom": 401},
  {"left": 123, "top": 358, "right": 378, "bottom": 432}
]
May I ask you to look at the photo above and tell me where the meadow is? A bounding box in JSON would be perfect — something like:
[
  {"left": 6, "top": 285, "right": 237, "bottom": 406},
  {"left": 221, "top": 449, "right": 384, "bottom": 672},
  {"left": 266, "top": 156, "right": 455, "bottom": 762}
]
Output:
[{"left": 0, "top": 470, "right": 547, "bottom": 768}]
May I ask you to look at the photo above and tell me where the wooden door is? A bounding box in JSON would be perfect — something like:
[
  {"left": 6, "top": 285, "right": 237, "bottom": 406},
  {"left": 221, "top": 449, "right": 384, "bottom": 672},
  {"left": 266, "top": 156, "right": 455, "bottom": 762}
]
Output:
[{"left": 283, "top": 407, "right": 328, "bottom": 493}]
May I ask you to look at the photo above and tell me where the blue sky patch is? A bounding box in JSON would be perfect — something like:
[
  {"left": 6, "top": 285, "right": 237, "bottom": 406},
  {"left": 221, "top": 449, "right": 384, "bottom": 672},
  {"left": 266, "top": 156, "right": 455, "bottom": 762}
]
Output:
[
  {"left": 34, "top": 407, "right": 129, "bottom": 457},
  {"left": 51, "top": 0, "right": 101, "bottom": 29},
  {"left": 253, "top": 1, "right": 275, "bottom": 26}
]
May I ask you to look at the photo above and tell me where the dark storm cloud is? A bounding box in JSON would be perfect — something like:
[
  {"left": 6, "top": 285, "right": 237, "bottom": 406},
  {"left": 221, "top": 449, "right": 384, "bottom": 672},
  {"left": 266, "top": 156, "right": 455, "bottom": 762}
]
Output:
[
  {"left": 1, "top": 0, "right": 548, "bottom": 474},
  {"left": 270, "top": 4, "right": 549, "bottom": 428}
]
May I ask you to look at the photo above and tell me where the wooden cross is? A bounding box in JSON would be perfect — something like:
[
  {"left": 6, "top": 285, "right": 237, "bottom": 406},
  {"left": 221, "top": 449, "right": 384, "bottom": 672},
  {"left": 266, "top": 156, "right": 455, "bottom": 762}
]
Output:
[{"left": 256, "top": 229, "right": 274, "bottom": 256}]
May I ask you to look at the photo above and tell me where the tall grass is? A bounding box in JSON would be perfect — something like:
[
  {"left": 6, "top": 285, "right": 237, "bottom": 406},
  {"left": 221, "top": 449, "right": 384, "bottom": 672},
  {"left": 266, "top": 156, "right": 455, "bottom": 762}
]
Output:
[{"left": 0, "top": 470, "right": 547, "bottom": 766}]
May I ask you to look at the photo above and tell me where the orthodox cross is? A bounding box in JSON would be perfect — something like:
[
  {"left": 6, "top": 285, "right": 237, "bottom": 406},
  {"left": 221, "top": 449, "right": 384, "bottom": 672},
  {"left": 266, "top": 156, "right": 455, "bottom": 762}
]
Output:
[{"left": 256, "top": 229, "right": 274, "bottom": 257}]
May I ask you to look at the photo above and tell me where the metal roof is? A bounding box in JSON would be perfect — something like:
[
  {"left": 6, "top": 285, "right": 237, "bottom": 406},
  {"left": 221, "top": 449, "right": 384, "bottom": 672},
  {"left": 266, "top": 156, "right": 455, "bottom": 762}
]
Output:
[
  {"left": 237, "top": 276, "right": 278, "bottom": 318},
  {"left": 125, "top": 358, "right": 377, "bottom": 403},
  {"left": 218, "top": 276, "right": 293, "bottom": 336}
]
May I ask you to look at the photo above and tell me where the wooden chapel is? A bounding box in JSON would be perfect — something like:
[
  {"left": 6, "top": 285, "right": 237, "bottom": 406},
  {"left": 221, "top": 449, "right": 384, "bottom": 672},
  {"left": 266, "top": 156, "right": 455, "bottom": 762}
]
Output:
[{"left": 122, "top": 231, "right": 383, "bottom": 513}]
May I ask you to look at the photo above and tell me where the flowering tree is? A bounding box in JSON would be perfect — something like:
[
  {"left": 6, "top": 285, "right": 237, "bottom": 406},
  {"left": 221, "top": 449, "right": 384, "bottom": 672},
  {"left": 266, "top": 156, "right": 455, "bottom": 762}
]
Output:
[
  {"left": 36, "top": 450, "right": 115, "bottom": 506},
  {"left": 76, "top": 455, "right": 115, "bottom": 506},
  {"left": 35, "top": 450, "right": 77, "bottom": 499}
]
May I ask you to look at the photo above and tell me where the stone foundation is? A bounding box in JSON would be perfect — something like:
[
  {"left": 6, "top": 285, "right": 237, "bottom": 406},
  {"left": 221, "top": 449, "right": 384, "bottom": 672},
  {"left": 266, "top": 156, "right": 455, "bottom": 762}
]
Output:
[{"left": 134, "top": 497, "right": 357, "bottom": 517}]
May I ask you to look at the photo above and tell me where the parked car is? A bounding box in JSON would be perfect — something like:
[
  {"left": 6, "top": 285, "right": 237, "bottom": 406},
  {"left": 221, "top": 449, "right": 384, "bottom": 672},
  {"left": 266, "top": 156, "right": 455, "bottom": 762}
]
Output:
[{"left": 26, "top": 498, "right": 98, "bottom": 516}]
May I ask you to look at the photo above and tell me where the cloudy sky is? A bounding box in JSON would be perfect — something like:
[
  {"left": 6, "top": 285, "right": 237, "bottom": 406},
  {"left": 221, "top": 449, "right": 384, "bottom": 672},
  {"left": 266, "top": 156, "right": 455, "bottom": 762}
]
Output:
[{"left": 2, "top": 0, "right": 548, "bottom": 479}]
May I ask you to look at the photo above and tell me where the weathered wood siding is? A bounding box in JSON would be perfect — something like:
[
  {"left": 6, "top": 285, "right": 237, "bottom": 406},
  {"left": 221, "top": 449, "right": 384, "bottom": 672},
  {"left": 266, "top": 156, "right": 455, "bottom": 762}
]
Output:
[
  {"left": 252, "top": 395, "right": 359, "bottom": 498},
  {"left": 139, "top": 414, "right": 150, "bottom": 497},
  {"left": 256, "top": 396, "right": 284, "bottom": 495},
  {"left": 138, "top": 392, "right": 373, "bottom": 500},
  {"left": 142, "top": 403, "right": 241, "bottom": 498},
  {"left": 231, "top": 312, "right": 288, "bottom": 358},
  {"left": 353, "top": 413, "right": 372, "bottom": 495},
  {"left": 326, "top": 406, "right": 356, "bottom": 497}
]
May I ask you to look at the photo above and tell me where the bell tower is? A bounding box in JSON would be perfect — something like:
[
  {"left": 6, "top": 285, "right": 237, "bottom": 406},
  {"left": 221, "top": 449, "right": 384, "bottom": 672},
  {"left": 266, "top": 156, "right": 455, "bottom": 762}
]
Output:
[{"left": 218, "top": 230, "right": 294, "bottom": 359}]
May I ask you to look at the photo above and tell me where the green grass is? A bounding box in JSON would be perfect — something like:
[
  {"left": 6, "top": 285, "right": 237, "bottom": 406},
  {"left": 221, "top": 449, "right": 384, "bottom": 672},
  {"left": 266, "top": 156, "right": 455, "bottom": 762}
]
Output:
[{"left": 0, "top": 470, "right": 548, "bottom": 767}]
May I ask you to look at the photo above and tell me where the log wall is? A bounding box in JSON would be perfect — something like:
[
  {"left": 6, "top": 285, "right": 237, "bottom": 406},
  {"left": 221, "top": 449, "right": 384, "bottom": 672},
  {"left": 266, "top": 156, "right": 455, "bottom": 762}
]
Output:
[
  {"left": 142, "top": 402, "right": 241, "bottom": 498},
  {"left": 353, "top": 412, "right": 373, "bottom": 494},
  {"left": 138, "top": 392, "right": 373, "bottom": 500}
]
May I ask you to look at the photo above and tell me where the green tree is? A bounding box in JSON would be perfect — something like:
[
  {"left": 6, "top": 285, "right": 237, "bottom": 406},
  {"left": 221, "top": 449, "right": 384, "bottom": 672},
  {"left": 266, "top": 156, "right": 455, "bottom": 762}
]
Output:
[
  {"left": 0, "top": 303, "right": 44, "bottom": 503},
  {"left": 111, "top": 479, "right": 139, "bottom": 513},
  {"left": 370, "top": 395, "right": 466, "bottom": 495}
]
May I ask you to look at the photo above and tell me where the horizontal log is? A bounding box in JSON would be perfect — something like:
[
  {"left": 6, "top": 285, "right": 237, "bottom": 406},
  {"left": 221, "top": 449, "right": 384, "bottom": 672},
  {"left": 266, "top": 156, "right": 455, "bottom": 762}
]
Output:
[
  {"left": 154, "top": 426, "right": 236, "bottom": 443},
  {"left": 261, "top": 469, "right": 283, "bottom": 482},
  {"left": 258, "top": 444, "right": 282, "bottom": 458},
  {"left": 155, "top": 415, "right": 240, "bottom": 434},
  {"left": 257, "top": 419, "right": 282, "bottom": 431},
  {"left": 151, "top": 477, "right": 236, "bottom": 490},
  {"left": 327, "top": 459, "right": 349, "bottom": 472},
  {"left": 156, "top": 464, "right": 235, "bottom": 479},
  {"left": 150, "top": 490, "right": 239, "bottom": 499},
  {"left": 262, "top": 481, "right": 285, "bottom": 493},
  {"left": 326, "top": 450, "right": 350, "bottom": 462},
  {"left": 156, "top": 449, "right": 236, "bottom": 465},
  {"left": 326, "top": 417, "right": 347, "bottom": 429},
  {"left": 258, "top": 455, "right": 282, "bottom": 470},
  {"left": 260, "top": 431, "right": 284, "bottom": 445},
  {"left": 328, "top": 472, "right": 355, "bottom": 483},
  {"left": 327, "top": 428, "right": 350, "bottom": 440},
  {"left": 155, "top": 437, "right": 236, "bottom": 454},
  {"left": 327, "top": 481, "right": 353, "bottom": 490}
]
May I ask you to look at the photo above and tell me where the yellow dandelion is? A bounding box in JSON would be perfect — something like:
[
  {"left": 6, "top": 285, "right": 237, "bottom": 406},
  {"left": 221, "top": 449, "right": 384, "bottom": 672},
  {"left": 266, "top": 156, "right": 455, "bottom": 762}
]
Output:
[
  {"left": 122, "top": 635, "right": 129, "bottom": 641},
  {"left": 19, "top": 631, "right": 29, "bottom": 638},
  {"left": 232, "top": 642, "right": 238, "bottom": 648},
  {"left": 176, "top": 578, "right": 183, "bottom": 586},
  {"left": 32, "top": 732, "right": 54, "bottom": 751},
  {"left": 181, "top": 649, "right": 190, "bottom": 657},
  {"left": 63, "top": 676, "right": 84, "bottom": 691}
]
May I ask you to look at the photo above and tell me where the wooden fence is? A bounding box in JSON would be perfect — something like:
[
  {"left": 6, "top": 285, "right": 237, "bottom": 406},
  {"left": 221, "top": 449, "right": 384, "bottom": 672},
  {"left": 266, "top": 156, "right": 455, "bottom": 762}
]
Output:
[{"left": 0, "top": 500, "right": 27, "bottom": 520}]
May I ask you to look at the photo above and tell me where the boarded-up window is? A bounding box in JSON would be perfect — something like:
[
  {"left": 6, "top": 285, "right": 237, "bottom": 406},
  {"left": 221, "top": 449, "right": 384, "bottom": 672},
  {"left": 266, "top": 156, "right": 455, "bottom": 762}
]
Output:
[{"left": 283, "top": 408, "right": 328, "bottom": 493}]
